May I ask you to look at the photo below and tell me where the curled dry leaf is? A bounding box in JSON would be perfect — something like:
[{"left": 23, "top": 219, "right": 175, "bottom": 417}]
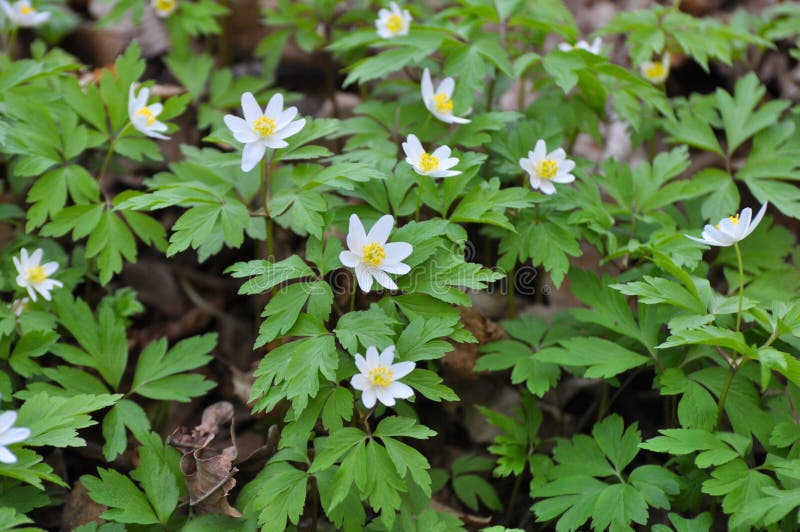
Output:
[{"left": 169, "top": 401, "right": 241, "bottom": 517}]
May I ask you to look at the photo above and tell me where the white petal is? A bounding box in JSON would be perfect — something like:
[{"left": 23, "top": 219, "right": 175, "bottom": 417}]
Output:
[
  {"left": 387, "top": 381, "right": 414, "bottom": 399},
  {"left": 376, "top": 26, "right": 393, "bottom": 39},
  {"left": 686, "top": 234, "right": 717, "bottom": 247},
  {"left": 241, "top": 92, "right": 261, "bottom": 124},
  {"left": 34, "top": 284, "right": 53, "bottom": 301},
  {"left": 421, "top": 69, "right": 434, "bottom": 105},
  {"left": 361, "top": 388, "right": 377, "bottom": 408},
  {"left": 148, "top": 103, "right": 163, "bottom": 117},
  {"left": 339, "top": 250, "right": 360, "bottom": 268},
  {"left": 379, "top": 345, "right": 395, "bottom": 366},
  {"left": 529, "top": 174, "right": 542, "bottom": 191},
  {"left": 402, "top": 134, "right": 424, "bottom": 160},
  {"left": 436, "top": 77, "right": 455, "bottom": 99},
  {"left": 263, "top": 137, "right": 289, "bottom": 149},
  {"left": 274, "top": 118, "right": 305, "bottom": 140},
  {"left": 275, "top": 107, "right": 299, "bottom": 130},
  {"left": 552, "top": 172, "right": 575, "bottom": 184},
  {"left": 375, "top": 387, "right": 396, "bottom": 407},
  {"left": 241, "top": 141, "right": 266, "bottom": 172},
  {"left": 444, "top": 114, "right": 471, "bottom": 124},
  {"left": 26, "top": 286, "right": 38, "bottom": 302},
  {"left": 703, "top": 225, "right": 736, "bottom": 246},
  {"left": 539, "top": 180, "right": 556, "bottom": 195},
  {"left": 224, "top": 115, "right": 257, "bottom": 143},
  {"left": 559, "top": 159, "right": 576, "bottom": 174},
  {"left": 12, "top": 254, "right": 21, "bottom": 274},
  {"left": 438, "top": 157, "right": 459, "bottom": 170},
  {"left": 558, "top": 42, "right": 573, "bottom": 51},
  {"left": 355, "top": 265, "right": 374, "bottom": 293},
  {"left": 365, "top": 346, "right": 380, "bottom": 368},
  {"left": 0, "top": 446, "right": 17, "bottom": 464},
  {"left": 41, "top": 262, "right": 59, "bottom": 276},
  {"left": 350, "top": 373, "right": 369, "bottom": 391},
  {"left": 366, "top": 214, "right": 394, "bottom": 244},
  {"left": 382, "top": 242, "right": 412, "bottom": 263},
  {"left": 532, "top": 140, "right": 547, "bottom": 162},
  {"left": 0, "top": 427, "right": 29, "bottom": 446},
  {"left": 128, "top": 83, "right": 137, "bottom": 117},
  {"left": 430, "top": 145, "right": 451, "bottom": 160},
  {"left": 265, "top": 92, "right": 284, "bottom": 118},
  {"left": 742, "top": 202, "right": 768, "bottom": 239},
  {"left": 380, "top": 262, "right": 410, "bottom": 274},
  {"left": 0, "top": 411, "right": 16, "bottom": 433},
  {"left": 354, "top": 354, "right": 369, "bottom": 375},
  {"left": 371, "top": 269, "right": 398, "bottom": 291},
  {"left": 391, "top": 361, "right": 415, "bottom": 380},
  {"left": 29, "top": 248, "right": 43, "bottom": 266},
  {"left": 347, "top": 214, "right": 367, "bottom": 251}
]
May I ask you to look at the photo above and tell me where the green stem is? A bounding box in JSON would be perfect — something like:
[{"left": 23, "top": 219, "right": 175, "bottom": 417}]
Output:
[
  {"left": 415, "top": 175, "right": 424, "bottom": 221},
  {"left": 261, "top": 156, "right": 275, "bottom": 262},
  {"left": 350, "top": 273, "right": 358, "bottom": 312},
  {"left": 97, "top": 122, "right": 133, "bottom": 184},
  {"left": 420, "top": 113, "right": 432, "bottom": 139},
  {"left": 7, "top": 26, "right": 17, "bottom": 59},
  {"left": 714, "top": 364, "right": 737, "bottom": 430},
  {"left": 734, "top": 242, "right": 744, "bottom": 332}
]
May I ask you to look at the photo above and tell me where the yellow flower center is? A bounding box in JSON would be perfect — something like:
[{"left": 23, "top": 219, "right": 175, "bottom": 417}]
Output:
[
  {"left": 716, "top": 213, "right": 739, "bottom": 230},
  {"left": 137, "top": 107, "right": 157, "bottom": 126},
  {"left": 26, "top": 265, "right": 47, "bottom": 284},
  {"left": 419, "top": 152, "right": 439, "bottom": 173},
  {"left": 645, "top": 62, "right": 666, "bottom": 81},
  {"left": 535, "top": 159, "right": 559, "bottom": 180},
  {"left": 368, "top": 366, "right": 393, "bottom": 388},
  {"left": 20, "top": 4, "right": 34, "bottom": 14},
  {"left": 253, "top": 115, "right": 276, "bottom": 138},
  {"left": 362, "top": 242, "right": 386, "bottom": 267},
  {"left": 386, "top": 13, "right": 404, "bottom": 34},
  {"left": 432, "top": 92, "right": 453, "bottom": 114},
  {"left": 154, "top": 0, "right": 176, "bottom": 14}
]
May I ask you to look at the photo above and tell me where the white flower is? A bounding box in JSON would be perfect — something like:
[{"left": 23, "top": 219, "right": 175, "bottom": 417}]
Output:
[
  {"left": 0, "top": 396, "right": 30, "bottom": 464},
  {"left": 402, "top": 134, "right": 461, "bottom": 178},
  {"left": 519, "top": 139, "right": 576, "bottom": 195},
  {"left": 10, "top": 297, "right": 29, "bottom": 317},
  {"left": 421, "top": 68, "right": 471, "bottom": 125},
  {"left": 224, "top": 92, "right": 306, "bottom": 172},
  {"left": 558, "top": 37, "right": 602, "bottom": 55},
  {"left": 0, "top": 0, "right": 49, "bottom": 27},
  {"left": 151, "top": 0, "right": 177, "bottom": 18},
  {"left": 641, "top": 52, "right": 670, "bottom": 84},
  {"left": 375, "top": 2, "right": 410, "bottom": 39},
  {"left": 13, "top": 248, "right": 62, "bottom": 302},
  {"left": 339, "top": 214, "right": 412, "bottom": 293},
  {"left": 686, "top": 203, "right": 767, "bottom": 247},
  {"left": 128, "top": 84, "right": 170, "bottom": 140},
  {"left": 351, "top": 345, "right": 415, "bottom": 408}
]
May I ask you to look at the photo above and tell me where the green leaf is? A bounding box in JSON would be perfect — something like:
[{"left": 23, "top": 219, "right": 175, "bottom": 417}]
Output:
[
  {"left": 18, "top": 393, "right": 121, "bottom": 448},
  {"left": 536, "top": 337, "right": 650, "bottom": 379},
  {"left": 227, "top": 255, "right": 315, "bottom": 295},
  {"left": 130, "top": 334, "right": 216, "bottom": 401},
  {"left": 640, "top": 429, "right": 749, "bottom": 468},
  {"left": 334, "top": 306, "right": 397, "bottom": 353},
  {"left": 374, "top": 416, "right": 437, "bottom": 440},
  {"left": 82, "top": 468, "right": 159, "bottom": 525}
]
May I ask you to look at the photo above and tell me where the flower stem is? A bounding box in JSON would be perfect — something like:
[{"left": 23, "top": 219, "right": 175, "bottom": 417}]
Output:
[
  {"left": 350, "top": 273, "right": 358, "bottom": 312},
  {"left": 97, "top": 122, "right": 133, "bottom": 185},
  {"left": 415, "top": 175, "right": 424, "bottom": 221},
  {"left": 714, "top": 364, "right": 737, "bottom": 430},
  {"left": 261, "top": 156, "right": 275, "bottom": 262},
  {"left": 7, "top": 26, "right": 17, "bottom": 59},
  {"left": 734, "top": 242, "right": 744, "bottom": 332}
]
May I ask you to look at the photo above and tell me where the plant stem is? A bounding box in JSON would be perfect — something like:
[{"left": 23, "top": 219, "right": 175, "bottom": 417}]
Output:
[
  {"left": 714, "top": 364, "right": 737, "bottom": 430},
  {"left": 415, "top": 175, "right": 424, "bottom": 221},
  {"left": 97, "top": 122, "right": 133, "bottom": 185},
  {"left": 261, "top": 156, "right": 275, "bottom": 262},
  {"left": 350, "top": 273, "right": 358, "bottom": 312},
  {"left": 7, "top": 26, "right": 17, "bottom": 59},
  {"left": 734, "top": 242, "right": 744, "bottom": 332},
  {"left": 504, "top": 470, "right": 524, "bottom": 524}
]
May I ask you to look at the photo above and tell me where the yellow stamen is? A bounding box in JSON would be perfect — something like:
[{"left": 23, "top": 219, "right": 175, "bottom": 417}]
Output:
[
  {"left": 154, "top": 0, "right": 176, "bottom": 14},
  {"left": 20, "top": 4, "right": 34, "bottom": 14},
  {"left": 368, "top": 366, "right": 393, "bottom": 387},
  {"left": 253, "top": 115, "right": 276, "bottom": 138},
  {"left": 535, "top": 159, "right": 559, "bottom": 180},
  {"left": 362, "top": 242, "right": 386, "bottom": 267},
  {"left": 419, "top": 152, "right": 439, "bottom": 173},
  {"left": 645, "top": 62, "right": 666, "bottom": 81},
  {"left": 386, "top": 13, "right": 404, "bottom": 34},
  {"left": 27, "top": 265, "right": 47, "bottom": 284},
  {"left": 432, "top": 92, "right": 453, "bottom": 114},
  {"left": 716, "top": 213, "right": 739, "bottom": 230},
  {"left": 137, "top": 107, "right": 157, "bottom": 126}
]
